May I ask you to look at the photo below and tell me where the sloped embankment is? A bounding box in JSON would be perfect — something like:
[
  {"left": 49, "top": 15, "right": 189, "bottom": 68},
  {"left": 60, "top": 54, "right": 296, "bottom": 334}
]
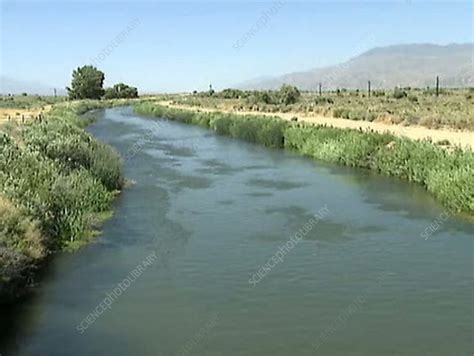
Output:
[{"left": 0, "top": 101, "right": 124, "bottom": 303}]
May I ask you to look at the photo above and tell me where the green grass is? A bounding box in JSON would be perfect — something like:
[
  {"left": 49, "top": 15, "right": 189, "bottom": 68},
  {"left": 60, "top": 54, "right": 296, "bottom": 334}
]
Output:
[{"left": 135, "top": 103, "right": 474, "bottom": 215}]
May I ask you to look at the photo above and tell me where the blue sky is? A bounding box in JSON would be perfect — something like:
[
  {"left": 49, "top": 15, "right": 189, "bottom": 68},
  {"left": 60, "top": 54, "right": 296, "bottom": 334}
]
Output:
[{"left": 1, "top": 1, "right": 472, "bottom": 93}]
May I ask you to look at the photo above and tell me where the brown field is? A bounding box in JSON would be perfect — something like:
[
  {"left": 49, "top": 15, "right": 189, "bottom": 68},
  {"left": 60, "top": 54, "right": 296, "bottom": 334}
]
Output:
[{"left": 0, "top": 105, "right": 52, "bottom": 125}]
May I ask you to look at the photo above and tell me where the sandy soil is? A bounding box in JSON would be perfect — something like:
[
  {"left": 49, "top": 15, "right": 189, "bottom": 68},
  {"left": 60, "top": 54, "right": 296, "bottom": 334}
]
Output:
[{"left": 162, "top": 101, "right": 474, "bottom": 150}]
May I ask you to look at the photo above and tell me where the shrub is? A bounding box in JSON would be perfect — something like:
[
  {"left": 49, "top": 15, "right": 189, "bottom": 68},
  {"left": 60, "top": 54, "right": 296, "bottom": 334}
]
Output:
[
  {"left": 314, "top": 97, "right": 334, "bottom": 105},
  {"left": 279, "top": 85, "right": 301, "bottom": 105},
  {"left": 393, "top": 88, "right": 407, "bottom": 99},
  {"left": 365, "top": 112, "right": 378, "bottom": 121},
  {"left": 0, "top": 99, "right": 126, "bottom": 302},
  {"left": 0, "top": 195, "right": 44, "bottom": 261},
  {"left": 0, "top": 136, "right": 114, "bottom": 248},
  {"left": 217, "top": 88, "right": 245, "bottom": 99},
  {"left": 0, "top": 195, "right": 45, "bottom": 301},
  {"left": 1, "top": 103, "right": 122, "bottom": 249},
  {"left": 21, "top": 120, "right": 123, "bottom": 191}
]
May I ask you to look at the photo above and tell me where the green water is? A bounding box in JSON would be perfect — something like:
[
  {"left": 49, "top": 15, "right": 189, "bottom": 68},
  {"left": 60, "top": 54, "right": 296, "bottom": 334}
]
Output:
[{"left": 1, "top": 107, "right": 472, "bottom": 355}]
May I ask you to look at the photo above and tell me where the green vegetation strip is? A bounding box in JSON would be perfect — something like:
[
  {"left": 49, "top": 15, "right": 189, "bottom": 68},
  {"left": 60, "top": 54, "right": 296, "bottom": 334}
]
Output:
[
  {"left": 0, "top": 100, "right": 127, "bottom": 302},
  {"left": 135, "top": 103, "right": 474, "bottom": 216}
]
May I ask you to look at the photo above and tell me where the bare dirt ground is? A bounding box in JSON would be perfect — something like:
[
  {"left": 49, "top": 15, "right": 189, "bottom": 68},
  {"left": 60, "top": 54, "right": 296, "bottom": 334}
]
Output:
[{"left": 161, "top": 101, "right": 474, "bottom": 150}]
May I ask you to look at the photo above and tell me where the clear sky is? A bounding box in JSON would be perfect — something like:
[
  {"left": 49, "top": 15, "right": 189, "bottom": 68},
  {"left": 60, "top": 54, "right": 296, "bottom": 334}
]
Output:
[{"left": 1, "top": 1, "right": 472, "bottom": 93}]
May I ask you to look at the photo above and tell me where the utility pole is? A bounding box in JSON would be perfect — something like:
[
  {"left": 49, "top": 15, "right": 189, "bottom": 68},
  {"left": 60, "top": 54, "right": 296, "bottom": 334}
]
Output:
[
  {"left": 435, "top": 76, "right": 439, "bottom": 97},
  {"left": 53, "top": 88, "right": 57, "bottom": 98},
  {"left": 318, "top": 83, "right": 322, "bottom": 96},
  {"left": 368, "top": 80, "right": 371, "bottom": 97}
]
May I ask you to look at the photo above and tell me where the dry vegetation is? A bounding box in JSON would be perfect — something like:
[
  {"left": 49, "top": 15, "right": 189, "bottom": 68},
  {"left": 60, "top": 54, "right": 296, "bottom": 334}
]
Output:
[
  {"left": 0, "top": 95, "right": 65, "bottom": 124},
  {"left": 170, "top": 88, "right": 474, "bottom": 131}
]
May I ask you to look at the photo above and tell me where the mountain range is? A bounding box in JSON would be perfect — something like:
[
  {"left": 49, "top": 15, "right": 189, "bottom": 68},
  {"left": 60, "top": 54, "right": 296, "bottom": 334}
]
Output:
[{"left": 238, "top": 43, "right": 473, "bottom": 90}]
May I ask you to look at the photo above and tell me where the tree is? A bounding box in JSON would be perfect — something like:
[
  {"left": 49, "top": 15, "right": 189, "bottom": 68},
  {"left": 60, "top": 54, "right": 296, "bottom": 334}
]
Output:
[
  {"left": 279, "top": 84, "right": 301, "bottom": 105},
  {"left": 103, "top": 83, "right": 139, "bottom": 99},
  {"left": 67, "top": 65, "right": 105, "bottom": 100}
]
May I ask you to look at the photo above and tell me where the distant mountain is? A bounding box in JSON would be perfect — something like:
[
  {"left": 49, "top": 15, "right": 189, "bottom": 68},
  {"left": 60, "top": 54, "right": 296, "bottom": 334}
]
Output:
[
  {"left": 239, "top": 43, "right": 474, "bottom": 90},
  {"left": 0, "top": 76, "right": 66, "bottom": 96}
]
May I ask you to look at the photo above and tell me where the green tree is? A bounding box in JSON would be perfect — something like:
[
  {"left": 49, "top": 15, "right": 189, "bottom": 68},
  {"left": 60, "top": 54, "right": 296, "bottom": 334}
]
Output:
[
  {"left": 103, "top": 83, "right": 139, "bottom": 99},
  {"left": 67, "top": 65, "right": 105, "bottom": 100}
]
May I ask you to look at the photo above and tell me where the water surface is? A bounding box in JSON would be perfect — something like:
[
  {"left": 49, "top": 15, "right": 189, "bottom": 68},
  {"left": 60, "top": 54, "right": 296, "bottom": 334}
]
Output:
[{"left": 1, "top": 107, "right": 472, "bottom": 355}]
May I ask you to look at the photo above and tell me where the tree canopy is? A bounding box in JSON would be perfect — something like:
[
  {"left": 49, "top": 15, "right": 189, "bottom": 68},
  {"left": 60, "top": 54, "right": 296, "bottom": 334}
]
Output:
[
  {"left": 67, "top": 65, "right": 105, "bottom": 100},
  {"left": 103, "top": 83, "right": 139, "bottom": 99}
]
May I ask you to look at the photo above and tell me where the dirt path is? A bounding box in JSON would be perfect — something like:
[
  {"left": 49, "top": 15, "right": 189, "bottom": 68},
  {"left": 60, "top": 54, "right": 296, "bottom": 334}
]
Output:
[{"left": 162, "top": 101, "right": 474, "bottom": 150}]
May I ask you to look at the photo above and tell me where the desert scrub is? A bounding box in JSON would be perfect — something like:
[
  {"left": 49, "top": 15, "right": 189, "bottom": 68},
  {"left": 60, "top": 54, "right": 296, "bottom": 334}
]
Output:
[
  {"left": 0, "top": 95, "right": 65, "bottom": 109},
  {"left": 171, "top": 88, "right": 474, "bottom": 130},
  {"left": 0, "top": 100, "right": 124, "bottom": 302},
  {"left": 135, "top": 103, "right": 474, "bottom": 215}
]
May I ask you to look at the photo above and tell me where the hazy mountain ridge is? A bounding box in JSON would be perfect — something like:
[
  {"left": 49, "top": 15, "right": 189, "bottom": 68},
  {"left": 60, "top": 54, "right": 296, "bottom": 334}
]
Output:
[
  {"left": 239, "top": 43, "right": 474, "bottom": 90},
  {"left": 0, "top": 76, "right": 66, "bottom": 96}
]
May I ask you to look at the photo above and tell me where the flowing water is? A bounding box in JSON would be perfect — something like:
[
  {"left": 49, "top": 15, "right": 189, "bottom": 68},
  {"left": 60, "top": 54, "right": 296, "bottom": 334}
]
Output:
[{"left": 1, "top": 107, "right": 473, "bottom": 355}]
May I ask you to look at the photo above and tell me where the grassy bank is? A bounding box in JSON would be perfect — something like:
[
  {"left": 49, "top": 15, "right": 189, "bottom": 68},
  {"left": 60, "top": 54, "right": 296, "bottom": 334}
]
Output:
[
  {"left": 0, "top": 100, "right": 126, "bottom": 303},
  {"left": 135, "top": 103, "right": 474, "bottom": 215}
]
